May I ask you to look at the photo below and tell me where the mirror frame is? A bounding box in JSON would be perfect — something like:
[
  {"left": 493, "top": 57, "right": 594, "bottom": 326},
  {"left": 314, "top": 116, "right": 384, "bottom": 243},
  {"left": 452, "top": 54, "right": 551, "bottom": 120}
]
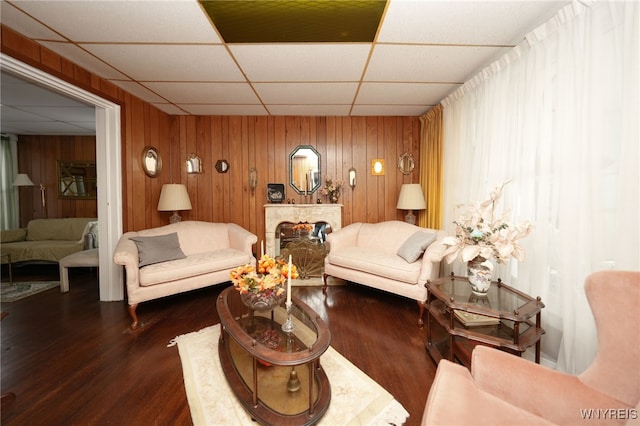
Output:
[
  {"left": 142, "top": 146, "right": 162, "bottom": 178},
  {"left": 57, "top": 160, "right": 97, "bottom": 199},
  {"left": 398, "top": 152, "right": 415, "bottom": 175},
  {"left": 289, "top": 145, "right": 321, "bottom": 195}
]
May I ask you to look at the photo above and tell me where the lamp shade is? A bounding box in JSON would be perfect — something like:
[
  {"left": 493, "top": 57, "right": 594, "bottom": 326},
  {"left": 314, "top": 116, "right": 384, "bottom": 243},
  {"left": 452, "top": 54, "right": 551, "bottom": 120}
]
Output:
[
  {"left": 396, "top": 184, "right": 426, "bottom": 210},
  {"left": 157, "top": 184, "right": 192, "bottom": 211},
  {"left": 13, "top": 173, "right": 34, "bottom": 187}
]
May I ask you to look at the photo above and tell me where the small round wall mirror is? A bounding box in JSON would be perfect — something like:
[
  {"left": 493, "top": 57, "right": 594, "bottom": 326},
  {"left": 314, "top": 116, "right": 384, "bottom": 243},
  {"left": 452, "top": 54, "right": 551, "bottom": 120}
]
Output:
[
  {"left": 398, "top": 152, "right": 415, "bottom": 175},
  {"left": 142, "top": 146, "right": 162, "bottom": 178},
  {"left": 215, "top": 159, "right": 229, "bottom": 173}
]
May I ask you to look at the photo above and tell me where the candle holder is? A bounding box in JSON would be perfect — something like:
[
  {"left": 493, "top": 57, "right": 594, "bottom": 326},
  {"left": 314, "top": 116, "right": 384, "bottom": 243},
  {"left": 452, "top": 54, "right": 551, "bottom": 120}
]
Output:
[{"left": 281, "top": 301, "right": 295, "bottom": 333}]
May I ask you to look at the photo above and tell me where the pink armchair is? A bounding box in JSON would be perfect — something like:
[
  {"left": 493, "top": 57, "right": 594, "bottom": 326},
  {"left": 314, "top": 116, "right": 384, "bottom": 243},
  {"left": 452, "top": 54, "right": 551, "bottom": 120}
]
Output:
[{"left": 422, "top": 270, "right": 640, "bottom": 425}]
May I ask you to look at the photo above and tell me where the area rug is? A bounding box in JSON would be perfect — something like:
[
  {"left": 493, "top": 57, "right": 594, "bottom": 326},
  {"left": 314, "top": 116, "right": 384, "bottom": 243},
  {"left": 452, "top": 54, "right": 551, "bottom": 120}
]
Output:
[
  {"left": 170, "top": 324, "right": 409, "bottom": 426},
  {"left": 0, "top": 281, "right": 60, "bottom": 302}
]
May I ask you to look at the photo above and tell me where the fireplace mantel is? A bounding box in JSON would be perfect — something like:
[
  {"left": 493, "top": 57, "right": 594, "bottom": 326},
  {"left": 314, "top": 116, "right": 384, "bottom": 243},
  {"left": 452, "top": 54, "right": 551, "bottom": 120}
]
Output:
[{"left": 264, "top": 204, "right": 342, "bottom": 256}]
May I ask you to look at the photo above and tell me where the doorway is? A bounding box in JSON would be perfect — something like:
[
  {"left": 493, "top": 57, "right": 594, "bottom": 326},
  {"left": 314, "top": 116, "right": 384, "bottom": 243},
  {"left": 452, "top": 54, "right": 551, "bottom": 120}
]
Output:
[{"left": 1, "top": 53, "right": 124, "bottom": 301}]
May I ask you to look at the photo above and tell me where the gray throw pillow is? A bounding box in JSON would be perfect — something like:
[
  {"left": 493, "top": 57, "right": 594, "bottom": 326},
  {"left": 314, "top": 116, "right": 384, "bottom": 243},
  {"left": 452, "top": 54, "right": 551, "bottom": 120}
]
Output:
[
  {"left": 130, "top": 232, "right": 186, "bottom": 267},
  {"left": 397, "top": 231, "right": 437, "bottom": 263}
]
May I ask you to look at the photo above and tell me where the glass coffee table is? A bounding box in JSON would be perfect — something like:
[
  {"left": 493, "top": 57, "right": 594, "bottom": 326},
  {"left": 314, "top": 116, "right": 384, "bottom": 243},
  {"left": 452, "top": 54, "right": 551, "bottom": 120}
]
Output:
[
  {"left": 217, "top": 286, "right": 331, "bottom": 425},
  {"left": 425, "top": 273, "right": 545, "bottom": 368}
]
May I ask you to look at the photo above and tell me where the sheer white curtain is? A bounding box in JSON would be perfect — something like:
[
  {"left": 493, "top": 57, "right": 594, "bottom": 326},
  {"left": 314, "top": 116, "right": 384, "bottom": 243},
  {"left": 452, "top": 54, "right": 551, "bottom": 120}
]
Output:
[{"left": 440, "top": 1, "right": 639, "bottom": 373}]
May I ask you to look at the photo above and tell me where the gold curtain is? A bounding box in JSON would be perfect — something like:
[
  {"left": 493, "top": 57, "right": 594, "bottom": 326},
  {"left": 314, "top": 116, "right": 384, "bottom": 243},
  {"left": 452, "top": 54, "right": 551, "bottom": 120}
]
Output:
[{"left": 418, "top": 104, "right": 443, "bottom": 229}]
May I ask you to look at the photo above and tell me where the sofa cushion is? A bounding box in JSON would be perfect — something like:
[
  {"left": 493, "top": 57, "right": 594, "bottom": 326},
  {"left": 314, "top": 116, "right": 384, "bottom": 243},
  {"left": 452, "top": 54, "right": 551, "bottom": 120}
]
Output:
[
  {"left": 328, "top": 247, "right": 421, "bottom": 284},
  {"left": 26, "top": 218, "right": 96, "bottom": 241},
  {"left": 397, "top": 231, "right": 437, "bottom": 263},
  {"left": 138, "top": 248, "right": 252, "bottom": 286},
  {"left": 130, "top": 232, "right": 186, "bottom": 267},
  {"left": 1, "top": 228, "right": 27, "bottom": 243}
]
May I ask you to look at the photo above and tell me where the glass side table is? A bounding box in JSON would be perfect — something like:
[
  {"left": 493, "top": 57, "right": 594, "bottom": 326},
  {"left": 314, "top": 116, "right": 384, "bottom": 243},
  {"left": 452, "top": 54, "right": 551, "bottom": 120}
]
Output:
[{"left": 425, "top": 273, "right": 545, "bottom": 368}]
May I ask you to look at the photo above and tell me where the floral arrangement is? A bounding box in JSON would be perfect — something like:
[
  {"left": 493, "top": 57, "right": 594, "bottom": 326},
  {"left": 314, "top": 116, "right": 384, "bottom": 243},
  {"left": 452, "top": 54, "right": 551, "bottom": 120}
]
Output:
[
  {"left": 440, "top": 181, "right": 533, "bottom": 266},
  {"left": 292, "top": 223, "right": 313, "bottom": 233},
  {"left": 230, "top": 254, "right": 299, "bottom": 295},
  {"left": 320, "top": 176, "right": 343, "bottom": 199}
]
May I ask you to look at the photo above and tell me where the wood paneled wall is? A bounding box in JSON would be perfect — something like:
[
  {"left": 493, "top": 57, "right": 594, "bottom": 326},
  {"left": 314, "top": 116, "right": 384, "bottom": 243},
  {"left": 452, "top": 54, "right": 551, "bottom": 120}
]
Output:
[
  {"left": 154, "top": 116, "right": 421, "bottom": 243},
  {"left": 16, "top": 136, "right": 97, "bottom": 225},
  {"left": 3, "top": 25, "right": 424, "bottom": 242}
]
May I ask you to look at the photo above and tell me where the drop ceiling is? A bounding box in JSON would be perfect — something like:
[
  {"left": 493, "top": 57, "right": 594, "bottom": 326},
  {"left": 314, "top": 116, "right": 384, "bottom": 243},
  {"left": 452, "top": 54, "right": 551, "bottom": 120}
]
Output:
[{"left": 0, "top": 0, "right": 570, "bottom": 135}]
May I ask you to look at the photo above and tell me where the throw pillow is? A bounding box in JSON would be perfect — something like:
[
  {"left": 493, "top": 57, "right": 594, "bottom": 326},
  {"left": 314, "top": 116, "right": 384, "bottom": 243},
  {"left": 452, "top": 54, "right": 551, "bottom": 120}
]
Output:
[
  {"left": 130, "top": 232, "right": 186, "bottom": 267},
  {"left": 397, "top": 231, "right": 437, "bottom": 263}
]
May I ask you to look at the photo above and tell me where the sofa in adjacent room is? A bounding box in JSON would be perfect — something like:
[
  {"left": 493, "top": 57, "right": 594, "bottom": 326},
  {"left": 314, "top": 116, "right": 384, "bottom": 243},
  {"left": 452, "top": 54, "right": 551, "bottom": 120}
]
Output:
[
  {"left": 323, "top": 220, "right": 446, "bottom": 326},
  {"left": 113, "top": 220, "right": 257, "bottom": 329},
  {"left": 1, "top": 217, "right": 97, "bottom": 265}
]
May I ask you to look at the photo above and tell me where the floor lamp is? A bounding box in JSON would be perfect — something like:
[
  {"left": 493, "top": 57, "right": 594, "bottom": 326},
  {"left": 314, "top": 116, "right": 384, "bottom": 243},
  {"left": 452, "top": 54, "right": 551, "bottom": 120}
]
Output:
[
  {"left": 13, "top": 173, "right": 34, "bottom": 226},
  {"left": 157, "top": 184, "right": 192, "bottom": 224},
  {"left": 397, "top": 183, "right": 426, "bottom": 225}
]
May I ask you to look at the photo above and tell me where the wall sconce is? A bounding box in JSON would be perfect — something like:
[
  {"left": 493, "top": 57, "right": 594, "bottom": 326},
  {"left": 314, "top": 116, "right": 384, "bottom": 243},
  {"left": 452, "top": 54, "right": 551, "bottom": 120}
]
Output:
[
  {"left": 397, "top": 183, "right": 426, "bottom": 225},
  {"left": 157, "top": 184, "right": 192, "bottom": 224},
  {"left": 348, "top": 168, "right": 357, "bottom": 188},
  {"left": 186, "top": 153, "right": 202, "bottom": 174},
  {"left": 249, "top": 167, "right": 258, "bottom": 192},
  {"left": 371, "top": 159, "right": 385, "bottom": 176}
]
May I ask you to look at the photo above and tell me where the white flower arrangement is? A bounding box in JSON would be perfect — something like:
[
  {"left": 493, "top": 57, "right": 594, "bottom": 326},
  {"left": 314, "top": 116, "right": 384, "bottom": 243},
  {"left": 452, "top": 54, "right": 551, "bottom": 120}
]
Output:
[{"left": 440, "top": 181, "right": 533, "bottom": 267}]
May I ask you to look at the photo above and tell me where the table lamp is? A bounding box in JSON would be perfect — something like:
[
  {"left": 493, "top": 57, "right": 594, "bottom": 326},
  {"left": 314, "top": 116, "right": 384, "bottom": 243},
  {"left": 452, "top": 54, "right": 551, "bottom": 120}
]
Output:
[
  {"left": 396, "top": 183, "right": 426, "bottom": 225},
  {"left": 157, "top": 184, "right": 192, "bottom": 223}
]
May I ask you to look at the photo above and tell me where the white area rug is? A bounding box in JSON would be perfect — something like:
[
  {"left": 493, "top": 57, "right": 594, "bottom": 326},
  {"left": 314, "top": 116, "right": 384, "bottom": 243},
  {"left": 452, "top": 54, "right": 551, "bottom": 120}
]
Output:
[
  {"left": 170, "top": 324, "right": 409, "bottom": 426},
  {"left": 0, "top": 281, "right": 59, "bottom": 302}
]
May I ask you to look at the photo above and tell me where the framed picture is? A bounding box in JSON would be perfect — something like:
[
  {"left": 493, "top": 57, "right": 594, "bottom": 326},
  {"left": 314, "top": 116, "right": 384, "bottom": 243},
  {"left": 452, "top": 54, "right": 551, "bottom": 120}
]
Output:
[{"left": 267, "top": 183, "right": 285, "bottom": 203}]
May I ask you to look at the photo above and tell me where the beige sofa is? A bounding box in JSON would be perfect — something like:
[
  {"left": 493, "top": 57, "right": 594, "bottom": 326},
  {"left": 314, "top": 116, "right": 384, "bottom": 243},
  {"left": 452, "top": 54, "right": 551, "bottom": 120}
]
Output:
[
  {"left": 422, "top": 270, "right": 640, "bottom": 426},
  {"left": 1, "top": 218, "right": 97, "bottom": 265},
  {"left": 113, "top": 221, "right": 257, "bottom": 329},
  {"left": 323, "top": 220, "right": 446, "bottom": 326}
]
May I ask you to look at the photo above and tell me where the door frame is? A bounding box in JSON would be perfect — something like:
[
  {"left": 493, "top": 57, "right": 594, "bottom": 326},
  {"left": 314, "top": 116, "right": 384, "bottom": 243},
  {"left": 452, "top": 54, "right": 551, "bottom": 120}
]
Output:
[{"left": 1, "top": 53, "right": 124, "bottom": 301}]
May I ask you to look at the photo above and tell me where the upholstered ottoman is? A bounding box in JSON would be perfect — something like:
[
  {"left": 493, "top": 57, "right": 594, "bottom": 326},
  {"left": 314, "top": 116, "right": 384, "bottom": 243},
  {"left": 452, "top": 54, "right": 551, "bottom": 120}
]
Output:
[{"left": 59, "top": 249, "right": 99, "bottom": 292}]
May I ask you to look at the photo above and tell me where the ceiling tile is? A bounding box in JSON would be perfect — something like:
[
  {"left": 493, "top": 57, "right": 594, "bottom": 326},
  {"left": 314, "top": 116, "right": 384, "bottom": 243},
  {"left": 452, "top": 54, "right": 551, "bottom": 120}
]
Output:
[
  {"left": 8, "top": 0, "right": 221, "bottom": 43},
  {"left": 109, "top": 81, "right": 168, "bottom": 104},
  {"left": 351, "top": 105, "right": 431, "bottom": 116},
  {"left": 357, "top": 82, "right": 458, "bottom": 105},
  {"left": 38, "top": 41, "right": 129, "bottom": 80},
  {"left": 152, "top": 104, "right": 190, "bottom": 115},
  {"left": 179, "top": 104, "right": 269, "bottom": 115},
  {"left": 0, "top": 2, "right": 66, "bottom": 41},
  {"left": 229, "top": 44, "right": 371, "bottom": 81},
  {"left": 143, "top": 82, "right": 260, "bottom": 104},
  {"left": 379, "top": 1, "right": 571, "bottom": 45},
  {"left": 82, "top": 44, "right": 244, "bottom": 82},
  {"left": 266, "top": 105, "right": 352, "bottom": 116},
  {"left": 366, "top": 44, "right": 509, "bottom": 83},
  {"left": 253, "top": 82, "right": 358, "bottom": 104}
]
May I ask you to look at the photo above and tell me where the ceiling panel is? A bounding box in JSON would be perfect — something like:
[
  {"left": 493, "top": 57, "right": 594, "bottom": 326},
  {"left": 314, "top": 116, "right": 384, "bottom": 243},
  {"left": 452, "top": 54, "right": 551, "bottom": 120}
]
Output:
[{"left": 1, "top": 0, "right": 572, "bottom": 134}]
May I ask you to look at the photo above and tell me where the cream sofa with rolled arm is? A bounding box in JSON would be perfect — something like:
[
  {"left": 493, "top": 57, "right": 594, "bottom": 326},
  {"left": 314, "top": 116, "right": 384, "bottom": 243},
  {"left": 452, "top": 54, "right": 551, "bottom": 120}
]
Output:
[
  {"left": 113, "top": 221, "right": 257, "bottom": 329},
  {"left": 323, "top": 220, "right": 446, "bottom": 326}
]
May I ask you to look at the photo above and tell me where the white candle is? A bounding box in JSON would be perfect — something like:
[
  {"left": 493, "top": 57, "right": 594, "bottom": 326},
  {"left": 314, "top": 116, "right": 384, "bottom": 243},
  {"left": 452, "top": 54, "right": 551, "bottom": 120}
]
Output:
[
  {"left": 260, "top": 240, "right": 264, "bottom": 258},
  {"left": 287, "top": 254, "right": 292, "bottom": 304}
]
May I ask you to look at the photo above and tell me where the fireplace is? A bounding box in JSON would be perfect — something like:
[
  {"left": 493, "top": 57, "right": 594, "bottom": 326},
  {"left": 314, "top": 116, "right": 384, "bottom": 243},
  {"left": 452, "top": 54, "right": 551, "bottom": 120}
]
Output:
[{"left": 264, "top": 204, "right": 342, "bottom": 257}]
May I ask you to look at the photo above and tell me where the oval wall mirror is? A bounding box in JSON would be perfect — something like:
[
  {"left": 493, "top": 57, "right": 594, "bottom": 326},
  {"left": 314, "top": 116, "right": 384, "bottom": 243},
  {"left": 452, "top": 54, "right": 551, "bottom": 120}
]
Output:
[
  {"left": 398, "top": 152, "right": 415, "bottom": 175},
  {"left": 289, "top": 145, "right": 320, "bottom": 195},
  {"left": 348, "top": 167, "right": 357, "bottom": 188},
  {"left": 142, "top": 146, "right": 162, "bottom": 178}
]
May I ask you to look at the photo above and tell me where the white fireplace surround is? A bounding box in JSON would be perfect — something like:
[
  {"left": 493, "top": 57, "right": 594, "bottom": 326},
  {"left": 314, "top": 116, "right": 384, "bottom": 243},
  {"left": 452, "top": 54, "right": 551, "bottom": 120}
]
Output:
[{"left": 264, "top": 204, "right": 342, "bottom": 256}]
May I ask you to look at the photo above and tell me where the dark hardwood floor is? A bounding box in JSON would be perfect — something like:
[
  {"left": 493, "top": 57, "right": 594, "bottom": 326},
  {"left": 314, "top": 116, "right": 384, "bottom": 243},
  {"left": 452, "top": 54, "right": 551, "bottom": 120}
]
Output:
[{"left": 1, "top": 264, "right": 437, "bottom": 425}]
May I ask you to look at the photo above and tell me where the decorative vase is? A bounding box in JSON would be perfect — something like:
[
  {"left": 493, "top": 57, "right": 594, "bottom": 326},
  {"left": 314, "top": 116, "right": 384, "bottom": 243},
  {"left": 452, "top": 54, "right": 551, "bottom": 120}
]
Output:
[
  {"left": 240, "top": 289, "right": 286, "bottom": 311},
  {"left": 467, "top": 256, "right": 492, "bottom": 296},
  {"left": 329, "top": 193, "right": 339, "bottom": 204}
]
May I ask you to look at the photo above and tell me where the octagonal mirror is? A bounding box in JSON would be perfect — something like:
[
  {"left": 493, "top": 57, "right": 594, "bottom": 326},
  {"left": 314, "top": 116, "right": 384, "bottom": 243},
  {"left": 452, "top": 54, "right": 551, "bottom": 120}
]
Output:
[{"left": 289, "top": 145, "right": 320, "bottom": 195}]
